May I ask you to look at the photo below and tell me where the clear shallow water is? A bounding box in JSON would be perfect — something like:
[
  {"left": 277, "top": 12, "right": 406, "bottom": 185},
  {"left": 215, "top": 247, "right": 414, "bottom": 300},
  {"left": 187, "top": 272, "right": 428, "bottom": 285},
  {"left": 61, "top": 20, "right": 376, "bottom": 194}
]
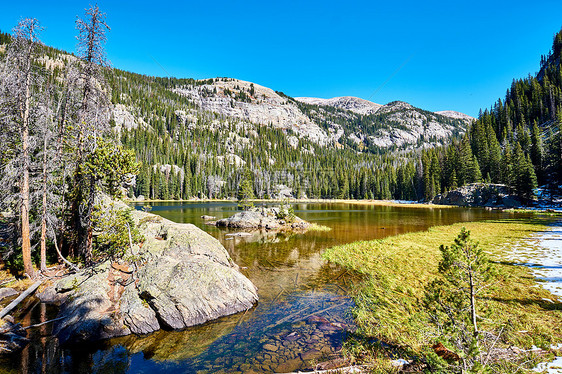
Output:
[{"left": 1, "top": 202, "right": 531, "bottom": 373}]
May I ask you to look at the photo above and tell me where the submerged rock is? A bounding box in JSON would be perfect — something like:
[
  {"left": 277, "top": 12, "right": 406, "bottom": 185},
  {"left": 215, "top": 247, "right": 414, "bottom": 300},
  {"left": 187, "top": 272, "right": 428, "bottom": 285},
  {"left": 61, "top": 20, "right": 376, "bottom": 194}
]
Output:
[
  {"left": 214, "top": 207, "right": 310, "bottom": 231},
  {"left": 0, "top": 320, "right": 28, "bottom": 354},
  {"left": 42, "top": 206, "right": 258, "bottom": 344}
]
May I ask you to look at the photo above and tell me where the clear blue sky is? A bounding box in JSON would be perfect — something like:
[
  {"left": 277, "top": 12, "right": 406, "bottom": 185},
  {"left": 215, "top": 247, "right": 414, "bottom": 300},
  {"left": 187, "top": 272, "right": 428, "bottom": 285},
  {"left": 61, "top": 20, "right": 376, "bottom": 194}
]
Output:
[{"left": 1, "top": 1, "right": 562, "bottom": 117}]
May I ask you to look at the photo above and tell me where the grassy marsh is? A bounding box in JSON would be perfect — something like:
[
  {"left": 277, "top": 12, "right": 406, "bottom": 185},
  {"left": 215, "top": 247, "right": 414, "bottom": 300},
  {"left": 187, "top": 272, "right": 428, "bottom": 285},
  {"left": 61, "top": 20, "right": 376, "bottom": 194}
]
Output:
[{"left": 323, "top": 219, "right": 562, "bottom": 370}]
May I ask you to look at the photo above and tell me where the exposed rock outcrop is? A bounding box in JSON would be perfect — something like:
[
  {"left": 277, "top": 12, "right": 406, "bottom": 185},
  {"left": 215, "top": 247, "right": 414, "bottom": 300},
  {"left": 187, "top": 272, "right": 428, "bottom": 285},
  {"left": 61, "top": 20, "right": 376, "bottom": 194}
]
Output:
[
  {"left": 41, "top": 206, "right": 258, "bottom": 344},
  {"left": 432, "top": 183, "right": 522, "bottom": 208},
  {"left": 213, "top": 207, "right": 310, "bottom": 231},
  {"left": 295, "top": 96, "right": 382, "bottom": 115}
]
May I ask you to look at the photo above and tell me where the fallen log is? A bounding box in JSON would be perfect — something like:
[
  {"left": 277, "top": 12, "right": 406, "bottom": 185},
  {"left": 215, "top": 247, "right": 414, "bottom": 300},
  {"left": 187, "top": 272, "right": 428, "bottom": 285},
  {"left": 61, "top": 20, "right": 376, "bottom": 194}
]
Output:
[
  {"left": 23, "top": 316, "right": 65, "bottom": 330},
  {"left": 0, "top": 280, "right": 42, "bottom": 320}
]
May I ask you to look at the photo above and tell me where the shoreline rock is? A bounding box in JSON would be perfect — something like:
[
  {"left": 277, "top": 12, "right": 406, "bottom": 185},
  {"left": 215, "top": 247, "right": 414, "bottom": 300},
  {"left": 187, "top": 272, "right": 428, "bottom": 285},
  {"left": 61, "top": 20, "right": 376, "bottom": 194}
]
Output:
[
  {"left": 40, "top": 205, "right": 258, "bottom": 344},
  {"left": 432, "top": 183, "right": 522, "bottom": 208}
]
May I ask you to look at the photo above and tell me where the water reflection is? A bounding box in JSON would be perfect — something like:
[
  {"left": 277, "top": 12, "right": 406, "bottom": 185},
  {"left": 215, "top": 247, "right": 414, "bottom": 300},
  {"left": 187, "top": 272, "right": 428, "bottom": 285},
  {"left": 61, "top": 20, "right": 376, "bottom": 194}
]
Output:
[{"left": 4, "top": 202, "right": 529, "bottom": 373}]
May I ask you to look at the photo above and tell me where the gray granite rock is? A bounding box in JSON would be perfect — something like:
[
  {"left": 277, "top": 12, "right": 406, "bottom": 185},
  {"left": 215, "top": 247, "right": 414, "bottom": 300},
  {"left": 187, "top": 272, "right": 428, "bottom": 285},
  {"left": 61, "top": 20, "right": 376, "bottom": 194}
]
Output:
[{"left": 0, "top": 288, "right": 18, "bottom": 301}]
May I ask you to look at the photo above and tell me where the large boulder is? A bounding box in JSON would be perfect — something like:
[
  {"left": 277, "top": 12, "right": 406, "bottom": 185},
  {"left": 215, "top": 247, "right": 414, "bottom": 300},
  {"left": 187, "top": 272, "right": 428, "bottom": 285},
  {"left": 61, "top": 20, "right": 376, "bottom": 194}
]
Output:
[
  {"left": 432, "top": 183, "right": 522, "bottom": 208},
  {"left": 43, "top": 208, "right": 258, "bottom": 344}
]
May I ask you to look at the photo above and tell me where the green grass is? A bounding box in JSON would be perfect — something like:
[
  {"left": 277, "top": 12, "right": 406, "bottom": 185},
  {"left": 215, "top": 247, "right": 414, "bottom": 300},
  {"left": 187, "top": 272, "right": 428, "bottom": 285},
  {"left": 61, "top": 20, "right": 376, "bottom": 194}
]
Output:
[
  {"left": 322, "top": 219, "right": 562, "bottom": 370},
  {"left": 307, "top": 223, "right": 332, "bottom": 232}
]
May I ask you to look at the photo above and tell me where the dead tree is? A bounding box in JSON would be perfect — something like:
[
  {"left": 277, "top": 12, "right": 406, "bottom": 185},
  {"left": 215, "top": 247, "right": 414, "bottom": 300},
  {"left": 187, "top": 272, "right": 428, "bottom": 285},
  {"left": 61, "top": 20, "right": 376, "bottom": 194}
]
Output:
[
  {"left": 72, "top": 4, "right": 111, "bottom": 264},
  {"left": 0, "top": 19, "right": 44, "bottom": 278}
]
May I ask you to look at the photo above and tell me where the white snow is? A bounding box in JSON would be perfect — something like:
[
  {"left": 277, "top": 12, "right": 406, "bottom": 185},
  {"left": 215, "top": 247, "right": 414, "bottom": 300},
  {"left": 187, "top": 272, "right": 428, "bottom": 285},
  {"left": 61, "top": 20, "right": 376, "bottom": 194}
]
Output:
[
  {"left": 533, "top": 356, "right": 562, "bottom": 373},
  {"left": 510, "top": 226, "right": 562, "bottom": 373},
  {"left": 513, "top": 227, "right": 562, "bottom": 298}
]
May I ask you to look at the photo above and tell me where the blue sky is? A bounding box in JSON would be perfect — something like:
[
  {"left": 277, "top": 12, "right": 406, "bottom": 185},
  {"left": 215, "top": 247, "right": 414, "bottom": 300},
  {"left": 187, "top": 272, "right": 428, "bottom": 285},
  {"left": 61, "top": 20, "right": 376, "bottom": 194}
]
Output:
[{"left": 1, "top": 1, "right": 562, "bottom": 117}]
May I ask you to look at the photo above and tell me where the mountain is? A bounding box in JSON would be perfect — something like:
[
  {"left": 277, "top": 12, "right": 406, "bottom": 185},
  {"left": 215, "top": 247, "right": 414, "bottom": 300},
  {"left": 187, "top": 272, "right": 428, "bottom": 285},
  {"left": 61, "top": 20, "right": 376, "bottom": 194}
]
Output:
[
  {"left": 435, "top": 111, "right": 475, "bottom": 122},
  {"left": 171, "top": 78, "right": 472, "bottom": 151},
  {"left": 173, "top": 78, "right": 331, "bottom": 145}
]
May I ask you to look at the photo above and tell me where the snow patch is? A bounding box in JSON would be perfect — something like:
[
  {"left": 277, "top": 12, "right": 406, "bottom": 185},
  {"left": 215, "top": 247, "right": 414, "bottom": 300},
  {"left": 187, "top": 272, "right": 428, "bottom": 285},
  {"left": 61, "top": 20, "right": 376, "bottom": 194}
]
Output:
[{"left": 509, "top": 226, "right": 562, "bottom": 373}]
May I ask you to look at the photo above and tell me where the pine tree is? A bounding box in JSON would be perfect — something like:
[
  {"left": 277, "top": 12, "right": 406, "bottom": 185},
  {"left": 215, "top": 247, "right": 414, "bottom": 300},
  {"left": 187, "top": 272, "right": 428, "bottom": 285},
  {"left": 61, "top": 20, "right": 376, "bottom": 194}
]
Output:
[
  {"left": 530, "top": 123, "right": 543, "bottom": 180},
  {"left": 238, "top": 168, "right": 255, "bottom": 210},
  {"left": 425, "top": 228, "right": 493, "bottom": 372},
  {"left": 513, "top": 143, "right": 537, "bottom": 199}
]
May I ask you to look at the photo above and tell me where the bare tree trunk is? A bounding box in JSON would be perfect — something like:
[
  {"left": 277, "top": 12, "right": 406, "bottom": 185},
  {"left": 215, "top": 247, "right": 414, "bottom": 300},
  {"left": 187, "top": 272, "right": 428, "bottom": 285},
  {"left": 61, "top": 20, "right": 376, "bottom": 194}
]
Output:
[
  {"left": 84, "top": 176, "right": 95, "bottom": 264},
  {"left": 468, "top": 269, "right": 478, "bottom": 335},
  {"left": 21, "top": 42, "right": 34, "bottom": 279},
  {"left": 51, "top": 229, "right": 79, "bottom": 272},
  {"left": 40, "top": 134, "right": 48, "bottom": 273}
]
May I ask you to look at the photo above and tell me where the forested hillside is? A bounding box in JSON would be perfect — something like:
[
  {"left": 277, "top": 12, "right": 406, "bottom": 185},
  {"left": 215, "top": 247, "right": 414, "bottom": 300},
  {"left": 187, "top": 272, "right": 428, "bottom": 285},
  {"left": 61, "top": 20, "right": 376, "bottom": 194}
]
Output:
[
  {"left": 418, "top": 29, "right": 562, "bottom": 201},
  {"left": 104, "top": 70, "right": 422, "bottom": 200},
  {"left": 0, "top": 16, "right": 478, "bottom": 203},
  {"left": 96, "top": 58, "right": 473, "bottom": 201},
  {"left": 107, "top": 73, "right": 470, "bottom": 200}
]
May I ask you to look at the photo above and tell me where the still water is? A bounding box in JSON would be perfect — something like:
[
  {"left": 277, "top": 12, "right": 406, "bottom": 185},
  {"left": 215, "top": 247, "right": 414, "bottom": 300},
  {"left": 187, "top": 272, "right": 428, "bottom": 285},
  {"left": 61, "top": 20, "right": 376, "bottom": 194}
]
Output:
[{"left": 1, "top": 202, "right": 530, "bottom": 373}]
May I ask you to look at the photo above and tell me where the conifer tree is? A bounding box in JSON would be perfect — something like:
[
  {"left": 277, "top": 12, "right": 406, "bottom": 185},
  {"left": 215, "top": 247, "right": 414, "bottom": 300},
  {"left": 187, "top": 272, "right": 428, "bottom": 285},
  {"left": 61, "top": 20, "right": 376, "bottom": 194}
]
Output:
[
  {"left": 425, "top": 228, "right": 493, "bottom": 372},
  {"left": 530, "top": 120, "right": 543, "bottom": 182},
  {"left": 238, "top": 168, "right": 255, "bottom": 210},
  {"left": 73, "top": 4, "right": 111, "bottom": 264}
]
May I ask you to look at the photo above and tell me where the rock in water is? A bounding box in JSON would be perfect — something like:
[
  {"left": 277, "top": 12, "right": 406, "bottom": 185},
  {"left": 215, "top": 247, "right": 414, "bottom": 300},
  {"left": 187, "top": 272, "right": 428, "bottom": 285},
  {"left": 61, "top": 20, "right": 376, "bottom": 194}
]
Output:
[
  {"left": 46, "top": 208, "right": 258, "bottom": 344},
  {"left": 214, "top": 207, "right": 310, "bottom": 230}
]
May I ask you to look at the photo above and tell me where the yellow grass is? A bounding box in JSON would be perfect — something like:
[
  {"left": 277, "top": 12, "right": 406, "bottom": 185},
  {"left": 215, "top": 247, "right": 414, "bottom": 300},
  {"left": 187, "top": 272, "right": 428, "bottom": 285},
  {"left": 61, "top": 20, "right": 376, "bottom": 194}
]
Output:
[{"left": 323, "top": 219, "right": 562, "bottom": 369}]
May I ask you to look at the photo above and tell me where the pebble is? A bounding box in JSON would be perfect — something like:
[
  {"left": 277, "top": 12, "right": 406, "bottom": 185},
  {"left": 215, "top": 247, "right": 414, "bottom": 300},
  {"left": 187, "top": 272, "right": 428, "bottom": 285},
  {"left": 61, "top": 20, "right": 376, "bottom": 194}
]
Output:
[{"left": 263, "top": 343, "right": 278, "bottom": 352}]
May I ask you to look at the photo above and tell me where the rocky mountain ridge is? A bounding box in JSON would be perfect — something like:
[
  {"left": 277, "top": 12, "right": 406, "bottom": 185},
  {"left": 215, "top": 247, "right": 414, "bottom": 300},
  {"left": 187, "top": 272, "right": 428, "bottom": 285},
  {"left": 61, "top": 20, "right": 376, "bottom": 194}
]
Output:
[{"left": 171, "top": 78, "right": 473, "bottom": 150}]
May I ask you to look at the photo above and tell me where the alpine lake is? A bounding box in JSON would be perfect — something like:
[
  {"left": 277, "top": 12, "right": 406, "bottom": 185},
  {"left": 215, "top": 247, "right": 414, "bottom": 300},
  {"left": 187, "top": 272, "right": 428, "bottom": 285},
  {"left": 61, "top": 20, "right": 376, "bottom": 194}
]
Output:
[{"left": 0, "top": 202, "right": 533, "bottom": 373}]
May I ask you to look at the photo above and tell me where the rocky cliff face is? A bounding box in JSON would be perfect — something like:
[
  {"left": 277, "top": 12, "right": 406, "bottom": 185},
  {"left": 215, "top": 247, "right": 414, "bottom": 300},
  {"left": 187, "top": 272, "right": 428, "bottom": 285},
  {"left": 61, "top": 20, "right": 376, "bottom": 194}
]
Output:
[
  {"left": 171, "top": 78, "right": 472, "bottom": 150},
  {"left": 40, "top": 207, "right": 258, "bottom": 344},
  {"left": 30, "top": 46, "right": 472, "bottom": 154},
  {"left": 173, "top": 79, "right": 334, "bottom": 145},
  {"left": 366, "top": 101, "right": 473, "bottom": 148}
]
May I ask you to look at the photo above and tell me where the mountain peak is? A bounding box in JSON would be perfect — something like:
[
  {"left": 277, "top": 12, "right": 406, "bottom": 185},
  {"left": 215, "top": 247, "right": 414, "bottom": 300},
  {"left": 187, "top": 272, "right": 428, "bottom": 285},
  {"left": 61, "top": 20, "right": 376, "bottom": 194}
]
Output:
[
  {"left": 435, "top": 111, "right": 475, "bottom": 122},
  {"left": 294, "top": 96, "right": 382, "bottom": 115}
]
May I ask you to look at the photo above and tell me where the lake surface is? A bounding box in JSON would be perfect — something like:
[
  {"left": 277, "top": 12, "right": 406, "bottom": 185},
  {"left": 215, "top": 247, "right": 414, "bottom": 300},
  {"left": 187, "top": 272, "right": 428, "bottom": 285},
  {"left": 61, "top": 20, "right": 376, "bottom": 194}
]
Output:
[{"left": 1, "top": 202, "right": 531, "bottom": 373}]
